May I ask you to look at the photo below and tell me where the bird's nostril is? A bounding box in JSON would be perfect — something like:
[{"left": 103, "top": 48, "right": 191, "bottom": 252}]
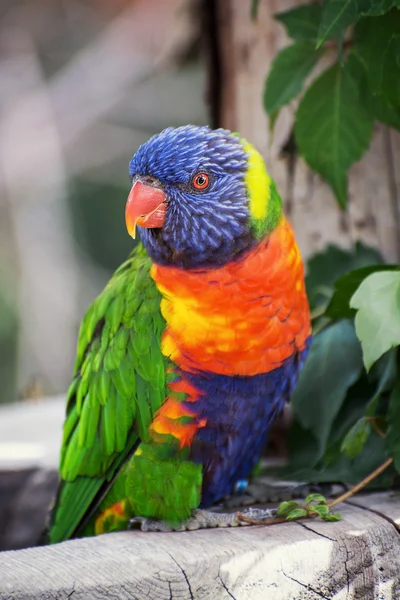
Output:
[{"left": 142, "top": 176, "right": 165, "bottom": 190}]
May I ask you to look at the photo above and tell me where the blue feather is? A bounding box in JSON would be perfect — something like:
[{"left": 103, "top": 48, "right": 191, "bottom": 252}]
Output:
[{"left": 181, "top": 339, "right": 311, "bottom": 506}]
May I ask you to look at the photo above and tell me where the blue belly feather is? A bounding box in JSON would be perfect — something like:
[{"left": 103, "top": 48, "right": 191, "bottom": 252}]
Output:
[{"left": 184, "top": 339, "right": 311, "bottom": 505}]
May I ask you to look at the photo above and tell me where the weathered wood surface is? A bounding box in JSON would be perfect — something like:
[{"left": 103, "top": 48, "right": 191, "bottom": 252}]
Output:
[
  {"left": 215, "top": 0, "right": 400, "bottom": 262},
  {"left": 1, "top": 494, "right": 400, "bottom": 600},
  {"left": 348, "top": 491, "right": 400, "bottom": 528}
]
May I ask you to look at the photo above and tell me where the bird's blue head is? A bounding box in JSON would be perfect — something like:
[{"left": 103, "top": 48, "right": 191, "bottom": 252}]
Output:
[{"left": 126, "top": 125, "right": 282, "bottom": 269}]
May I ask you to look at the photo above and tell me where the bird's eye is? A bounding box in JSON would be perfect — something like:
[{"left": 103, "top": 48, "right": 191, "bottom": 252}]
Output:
[{"left": 192, "top": 172, "right": 210, "bottom": 190}]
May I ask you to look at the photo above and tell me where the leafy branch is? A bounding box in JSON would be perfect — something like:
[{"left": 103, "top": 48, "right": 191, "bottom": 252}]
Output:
[
  {"left": 238, "top": 493, "right": 341, "bottom": 526},
  {"left": 261, "top": 0, "right": 400, "bottom": 207},
  {"left": 238, "top": 457, "right": 393, "bottom": 527}
]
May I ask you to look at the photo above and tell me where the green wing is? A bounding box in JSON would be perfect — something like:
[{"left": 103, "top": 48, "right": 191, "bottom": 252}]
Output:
[{"left": 49, "top": 244, "right": 167, "bottom": 544}]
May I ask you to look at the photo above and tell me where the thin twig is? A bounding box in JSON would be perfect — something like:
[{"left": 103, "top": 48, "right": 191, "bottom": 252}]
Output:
[{"left": 327, "top": 457, "right": 394, "bottom": 509}]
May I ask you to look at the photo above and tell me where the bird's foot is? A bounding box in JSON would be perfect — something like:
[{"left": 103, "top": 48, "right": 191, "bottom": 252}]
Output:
[{"left": 129, "top": 507, "right": 277, "bottom": 532}]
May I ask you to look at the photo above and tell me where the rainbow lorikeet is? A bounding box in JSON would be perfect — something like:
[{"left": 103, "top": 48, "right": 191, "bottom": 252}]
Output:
[{"left": 48, "top": 126, "right": 311, "bottom": 543}]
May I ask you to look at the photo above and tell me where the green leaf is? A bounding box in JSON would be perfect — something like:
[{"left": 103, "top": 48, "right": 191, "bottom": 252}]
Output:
[
  {"left": 318, "top": 0, "right": 358, "bottom": 47},
  {"left": 348, "top": 50, "right": 400, "bottom": 130},
  {"left": 386, "top": 380, "right": 400, "bottom": 472},
  {"left": 366, "top": 350, "right": 398, "bottom": 416},
  {"left": 326, "top": 265, "right": 397, "bottom": 319},
  {"left": 286, "top": 420, "right": 322, "bottom": 470},
  {"left": 337, "top": 28, "right": 346, "bottom": 65},
  {"left": 324, "top": 512, "right": 342, "bottom": 521},
  {"left": 350, "top": 271, "right": 400, "bottom": 370},
  {"left": 341, "top": 416, "right": 371, "bottom": 458},
  {"left": 306, "top": 243, "right": 383, "bottom": 312},
  {"left": 327, "top": 375, "right": 374, "bottom": 449},
  {"left": 305, "top": 493, "right": 327, "bottom": 505},
  {"left": 357, "top": 0, "right": 399, "bottom": 16},
  {"left": 318, "top": 0, "right": 396, "bottom": 46},
  {"left": 286, "top": 508, "right": 308, "bottom": 520},
  {"left": 295, "top": 63, "right": 374, "bottom": 207},
  {"left": 291, "top": 320, "right": 364, "bottom": 457},
  {"left": 381, "top": 35, "right": 400, "bottom": 107},
  {"left": 306, "top": 246, "right": 357, "bottom": 312},
  {"left": 277, "top": 500, "right": 301, "bottom": 517},
  {"left": 310, "top": 504, "right": 330, "bottom": 517},
  {"left": 284, "top": 431, "right": 391, "bottom": 485},
  {"left": 355, "top": 10, "right": 400, "bottom": 107},
  {"left": 264, "top": 42, "right": 323, "bottom": 121},
  {"left": 368, "top": 94, "right": 400, "bottom": 131},
  {"left": 325, "top": 430, "right": 392, "bottom": 483},
  {"left": 276, "top": 4, "right": 323, "bottom": 41}
]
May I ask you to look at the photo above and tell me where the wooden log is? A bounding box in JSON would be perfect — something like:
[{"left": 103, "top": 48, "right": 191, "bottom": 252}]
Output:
[
  {"left": 1, "top": 496, "right": 400, "bottom": 599},
  {"left": 347, "top": 491, "right": 400, "bottom": 528}
]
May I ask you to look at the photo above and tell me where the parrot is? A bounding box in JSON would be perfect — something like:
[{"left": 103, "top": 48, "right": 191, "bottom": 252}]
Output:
[{"left": 48, "top": 125, "right": 311, "bottom": 544}]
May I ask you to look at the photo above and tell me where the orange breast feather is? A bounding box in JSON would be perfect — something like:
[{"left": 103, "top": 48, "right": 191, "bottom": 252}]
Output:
[{"left": 151, "top": 217, "right": 311, "bottom": 377}]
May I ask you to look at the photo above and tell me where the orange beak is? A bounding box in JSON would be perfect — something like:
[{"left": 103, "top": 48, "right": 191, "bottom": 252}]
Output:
[{"left": 125, "top": 180, "right": 167, "bottom": 239}]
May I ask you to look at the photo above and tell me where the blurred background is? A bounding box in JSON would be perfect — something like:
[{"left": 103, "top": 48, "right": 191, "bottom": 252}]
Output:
[{"left": 0, "top": 0, "right": 208, "bottom": 403}]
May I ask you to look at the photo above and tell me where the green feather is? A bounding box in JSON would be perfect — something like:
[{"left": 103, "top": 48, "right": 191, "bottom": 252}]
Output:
[
  {"left": 115, "top": 395, "right": 129, "bottom": 452},
  {"left": 62, "top": 404, "right": 78, "bottom": 446},
  {"left": 94, "top": 288, "right": 113, "bottom": 320},
  {"left": 103, "top": 344, "right": 117, "bottom": 371},
  {"left": 50, "top": 239, "right": 205, "bottom": 544},
  {"left": 102, "top": 386, "right": 117, "bottom": 454},
  {"left": 135, "top": 373, "right": 152, "bottom": 441},
  {"left": 111, "top": 368, "right": 130, "bottom": 399},
  {"left": 107, "top": 295, "right": 125, "bottom": 335},
  {"left": 79, "top": 398, "right": 101, "bottom": 448},
  {"left": 97, "top": 370, "right": 110, "bottom": 406},
  {"left": 48, "top": 244, "right": 169, "bottom": 544}
]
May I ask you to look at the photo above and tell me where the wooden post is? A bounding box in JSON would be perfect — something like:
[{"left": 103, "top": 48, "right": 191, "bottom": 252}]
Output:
[{"left": 212, "top": 0, "right": 400, "bottom": 262}]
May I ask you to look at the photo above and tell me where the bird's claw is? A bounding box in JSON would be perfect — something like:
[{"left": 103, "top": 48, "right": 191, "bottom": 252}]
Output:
[{"left": 129, "top": 507, "right": 277, "bottom": 532}]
